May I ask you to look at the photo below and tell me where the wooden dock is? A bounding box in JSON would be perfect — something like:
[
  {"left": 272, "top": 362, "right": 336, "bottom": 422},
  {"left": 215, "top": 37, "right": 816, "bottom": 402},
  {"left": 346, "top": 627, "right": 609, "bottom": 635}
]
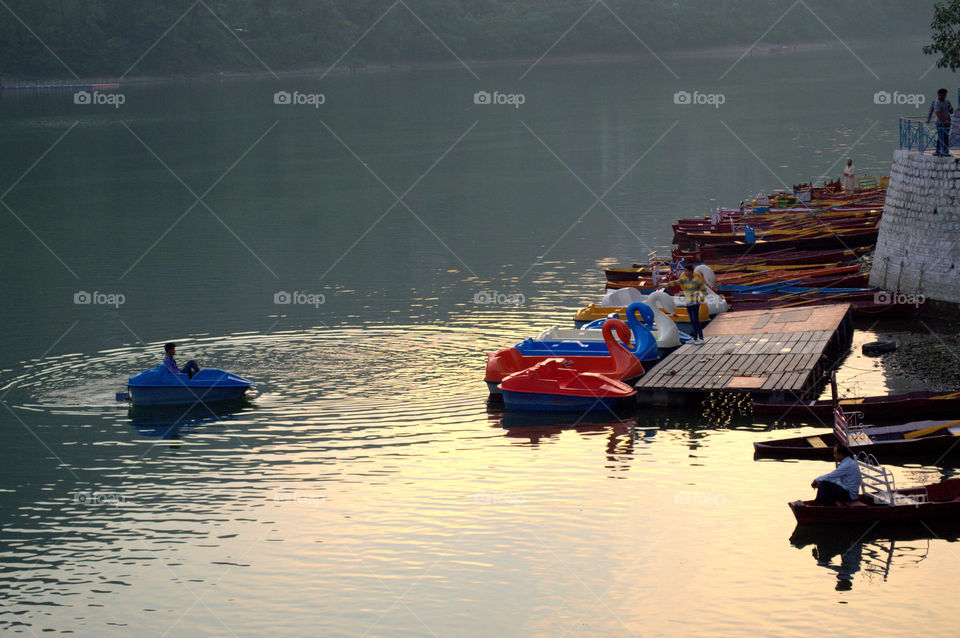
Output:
[{"left": 635, "top": 304, "right": 853, "bottom": 406}]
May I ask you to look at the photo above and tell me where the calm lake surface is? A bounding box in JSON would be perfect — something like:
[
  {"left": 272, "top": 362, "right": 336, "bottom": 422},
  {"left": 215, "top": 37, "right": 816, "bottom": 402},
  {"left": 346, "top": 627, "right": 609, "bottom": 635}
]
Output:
[{"left": 2, "top": 39, "right": 957, "bottom": 636}]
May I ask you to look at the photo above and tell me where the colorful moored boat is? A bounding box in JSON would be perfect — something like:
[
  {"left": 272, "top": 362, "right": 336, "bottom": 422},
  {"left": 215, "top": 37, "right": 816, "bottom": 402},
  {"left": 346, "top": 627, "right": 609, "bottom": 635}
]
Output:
[
  {"left": 754, "top": 374, "right": 960, "bottom": 463},
  {"left": 485, "top": 318, "right": 644, "bottom": 395},
  {"left": 499, "top": 358, "right": 636, "bottom": 411}
]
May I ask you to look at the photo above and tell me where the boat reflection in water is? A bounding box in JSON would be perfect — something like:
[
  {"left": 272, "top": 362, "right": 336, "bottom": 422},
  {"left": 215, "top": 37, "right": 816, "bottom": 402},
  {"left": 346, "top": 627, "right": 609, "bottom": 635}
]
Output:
[
  {"left": 486, "top": 402, "right": 640, "bottom": 438},
  {"left": 486, "top": 404, "right": 651, "bottom": 475},
  {"left": 127, "top": 398, "right": 253, "bottom": 440},
  {"left": 789, "top": 521, "right": 960, "bottom": 590}
]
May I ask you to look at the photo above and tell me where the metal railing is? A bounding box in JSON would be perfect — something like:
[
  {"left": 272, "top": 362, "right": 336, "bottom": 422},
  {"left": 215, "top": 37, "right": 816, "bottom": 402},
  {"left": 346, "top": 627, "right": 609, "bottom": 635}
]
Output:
[{"left": 899, "top": 117, "right": 939, "bottom": 152}]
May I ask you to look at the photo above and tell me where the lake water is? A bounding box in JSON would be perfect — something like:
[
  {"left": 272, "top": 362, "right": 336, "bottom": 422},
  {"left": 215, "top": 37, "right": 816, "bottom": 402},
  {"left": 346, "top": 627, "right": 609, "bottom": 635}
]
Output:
[{"left": 2, "top": 39, "right": 958, "bottom": 636}]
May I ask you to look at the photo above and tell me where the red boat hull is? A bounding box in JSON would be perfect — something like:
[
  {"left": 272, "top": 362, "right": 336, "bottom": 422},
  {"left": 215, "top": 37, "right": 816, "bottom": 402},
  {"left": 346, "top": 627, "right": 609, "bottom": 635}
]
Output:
[
  {"left": 673, "top": 228, "right": 879, "bottom": 259},
  {"left": 499, "top": 359, "right": 636, "bottom": 411},
  {"left": 789, "top": 480, "right": 960, "bottom": 525}
]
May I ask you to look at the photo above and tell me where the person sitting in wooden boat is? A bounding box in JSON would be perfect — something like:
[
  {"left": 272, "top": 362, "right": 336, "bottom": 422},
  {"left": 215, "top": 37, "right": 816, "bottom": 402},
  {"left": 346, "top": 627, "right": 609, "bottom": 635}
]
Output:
[
  {"left": 811, "top": 444, "right": 861, "bottom": 505},
  {"left": 163, "top": 342, "right": 200, "bottom": 379},
  {"left": 677, "top": 263, "right": 707, "bottom": 345}
]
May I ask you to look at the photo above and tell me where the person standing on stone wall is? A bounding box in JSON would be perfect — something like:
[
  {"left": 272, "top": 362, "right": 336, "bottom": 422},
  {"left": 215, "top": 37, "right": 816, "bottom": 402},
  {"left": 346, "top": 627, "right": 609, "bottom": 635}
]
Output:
[
  {"left": 843, "top": 160, "right": 855, "bottom": 195},
  {"left": 927, "top": 88, "right": 954, "bottom": 156}
]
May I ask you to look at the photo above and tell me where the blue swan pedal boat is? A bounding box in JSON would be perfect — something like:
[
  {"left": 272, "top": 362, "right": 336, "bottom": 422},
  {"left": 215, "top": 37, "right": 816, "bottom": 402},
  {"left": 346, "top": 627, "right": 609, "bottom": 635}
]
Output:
[
  {"left": 516, "top": 302, "right": 661, "bottom": 367},
  {"left": 127, "top": 365, "right": 252, "bottom": 406}
]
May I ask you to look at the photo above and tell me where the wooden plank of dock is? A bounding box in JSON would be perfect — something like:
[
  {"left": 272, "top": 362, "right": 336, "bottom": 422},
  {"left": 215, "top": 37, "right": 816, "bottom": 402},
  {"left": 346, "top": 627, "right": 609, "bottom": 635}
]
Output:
[{"left": 635, "top": 303, "right": 852, "bottom": 406}]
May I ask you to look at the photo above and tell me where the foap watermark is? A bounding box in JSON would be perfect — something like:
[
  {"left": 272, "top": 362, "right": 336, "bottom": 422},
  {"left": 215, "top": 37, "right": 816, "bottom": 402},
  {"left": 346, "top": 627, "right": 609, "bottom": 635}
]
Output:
[
  {"left": 674, "top": 491, "right": 726, "bottom": 507},
  {"left": 472, "top": 492, "right": 525, "bottom": 505},
  {"left": 273, "top": 491, "right": 326, "bottom": 507},
  {"left": 874, "top": 290, "right": 925, "bottom": 307},
  {"left": 274, "top": 90, "right": 326, "bottom": 108},
  {"left": 274, "top": 290, "right": 325, "bottom": 307},
  {"left": 74, "top": 491, "right": 127, "bottom": 506},
  {"left": 673, "top": 90, "right": 725, "bottom": 109},
  {"left": 473, "top": 290, "right": 525, "bottom": 306},
  {"left": 74, "top": 90, "right": 125, "bottom": 109},
  {"left": 74, "top": 290, "right": 125, "bottom": 307},
  {"left": 873, "top": 90, "right": 925, "bottom": 108},
  {"left": 474, "top": 90, "right": 525, "bottom": 109}
]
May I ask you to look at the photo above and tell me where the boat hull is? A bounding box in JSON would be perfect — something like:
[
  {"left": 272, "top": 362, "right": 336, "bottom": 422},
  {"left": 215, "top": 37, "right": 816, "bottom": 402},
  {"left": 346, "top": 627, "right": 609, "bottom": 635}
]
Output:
[
  {"left": 753, "top": 390, "right": 960, "bottom": 420},
  {"left": 753, "top": 428, "right": 960, "bottom": 463},
  {"left": 127, "top": 384, "right": 249, "bottom": 406},
  {"left": 501, "top": 390, "right": 632, "bottom": 412},
  {"left": 497, "top": 358, "right": 638, "bottom": 411},
  {"left": 673, "top": 229, "right": 879, "bottom": 259},
  {"left": 789, "top": 479, "right": 960, "bottom": 524},
  {"left": 127, "top": 366, "right": 252, "bottom": 406}
]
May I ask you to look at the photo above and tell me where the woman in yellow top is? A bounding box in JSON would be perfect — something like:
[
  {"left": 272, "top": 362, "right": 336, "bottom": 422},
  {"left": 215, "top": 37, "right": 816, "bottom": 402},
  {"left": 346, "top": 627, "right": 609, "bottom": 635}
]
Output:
[{"left": 677, "top": 264, "right": 708, "bottom": 345}]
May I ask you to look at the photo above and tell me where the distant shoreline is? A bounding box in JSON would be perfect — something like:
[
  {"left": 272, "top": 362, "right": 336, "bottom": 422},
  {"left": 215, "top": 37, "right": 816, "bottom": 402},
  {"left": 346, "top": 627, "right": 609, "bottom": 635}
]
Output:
[{"left": 0, "top": 35, "right": 928, "bottom": 90}]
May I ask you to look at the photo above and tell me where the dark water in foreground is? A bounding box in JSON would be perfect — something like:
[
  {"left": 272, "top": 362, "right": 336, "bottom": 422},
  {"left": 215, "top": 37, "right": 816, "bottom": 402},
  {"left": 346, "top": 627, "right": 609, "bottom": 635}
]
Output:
[{"left": 1, "top": 40, "right": 957, "bottom": 636}]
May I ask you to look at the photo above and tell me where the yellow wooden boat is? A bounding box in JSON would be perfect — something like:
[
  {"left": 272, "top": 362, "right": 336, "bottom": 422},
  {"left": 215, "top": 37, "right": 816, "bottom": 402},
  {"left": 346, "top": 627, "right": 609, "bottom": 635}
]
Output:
[{"left": 574, "top": 302, "right": 710, "bottom": 327}]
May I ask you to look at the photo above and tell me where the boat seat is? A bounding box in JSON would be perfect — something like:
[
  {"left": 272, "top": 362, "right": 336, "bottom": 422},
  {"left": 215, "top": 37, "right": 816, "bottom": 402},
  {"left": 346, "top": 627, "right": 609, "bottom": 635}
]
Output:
[
  {"left": 847, "top": 431, "right": 872, "bottom": 446},
  {"left": 806, "top": 436, "right": 827, "bottom": 448}
]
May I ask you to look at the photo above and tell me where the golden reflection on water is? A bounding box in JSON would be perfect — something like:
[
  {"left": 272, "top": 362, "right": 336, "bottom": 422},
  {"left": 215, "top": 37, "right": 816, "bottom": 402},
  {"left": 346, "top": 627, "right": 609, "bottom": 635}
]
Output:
[{"left": 3, "top": 312, "right": 959, "bottom": 635}]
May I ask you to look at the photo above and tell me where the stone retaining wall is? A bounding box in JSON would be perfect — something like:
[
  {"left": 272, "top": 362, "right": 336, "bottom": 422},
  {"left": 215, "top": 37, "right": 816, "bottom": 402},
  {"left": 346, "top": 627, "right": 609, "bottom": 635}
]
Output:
[{"left": 869, "top": 149, "right": 960, "bottom": 304}]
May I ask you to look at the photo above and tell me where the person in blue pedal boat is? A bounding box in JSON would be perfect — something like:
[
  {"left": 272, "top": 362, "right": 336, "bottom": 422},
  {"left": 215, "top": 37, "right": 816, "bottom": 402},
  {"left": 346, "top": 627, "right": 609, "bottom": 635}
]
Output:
[
  {"left": 163, "top": 342, "right": 200, "bottom": 379},
  {"left": 677, "top": 263, "right": 707, "bottom": 345},
  {"left": 811, "top": 444, "right": 861, "bottom": 505}
]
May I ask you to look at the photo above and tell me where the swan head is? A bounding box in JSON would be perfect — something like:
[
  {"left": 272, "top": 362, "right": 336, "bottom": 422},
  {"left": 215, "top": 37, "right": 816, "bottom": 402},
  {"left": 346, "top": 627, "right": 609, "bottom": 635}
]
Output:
[
  {"left": 603, "top": 318, "right": 632, "bottom": 346},
  {"left": 694, "top": 264, "right": 716, "bottom": 288},
  {"left": 626, "top": 301, "right": 655, "bottom": 327},
  {"left": 646, "top": 289, "right": 675, "bottom": 313}
]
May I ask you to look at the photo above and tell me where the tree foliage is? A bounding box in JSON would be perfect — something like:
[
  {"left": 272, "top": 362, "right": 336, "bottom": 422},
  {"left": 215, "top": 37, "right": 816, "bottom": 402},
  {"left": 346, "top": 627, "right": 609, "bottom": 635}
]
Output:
[
  {"left": 0, "top": 0, "right": 932, "bottom": 79},
  {"left": 924, "top": 0, "right": 960, "bottom": 71}
]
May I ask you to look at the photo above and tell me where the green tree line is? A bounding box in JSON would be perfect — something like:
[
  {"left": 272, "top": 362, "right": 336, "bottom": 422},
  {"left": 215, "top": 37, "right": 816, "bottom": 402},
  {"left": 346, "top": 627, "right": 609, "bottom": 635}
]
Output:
[{"left": 0, "top": 0, "right": 935, "bottom": 79}]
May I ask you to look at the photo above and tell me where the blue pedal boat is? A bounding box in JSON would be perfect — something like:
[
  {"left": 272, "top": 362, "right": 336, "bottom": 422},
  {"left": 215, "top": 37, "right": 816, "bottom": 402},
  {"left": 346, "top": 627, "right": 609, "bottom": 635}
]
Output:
[
  {"left": 127, "top": 365, "right": 252, "bottom": 406},
  {"left": 515, "top": 302, "right": 661, "bottom": 368}
]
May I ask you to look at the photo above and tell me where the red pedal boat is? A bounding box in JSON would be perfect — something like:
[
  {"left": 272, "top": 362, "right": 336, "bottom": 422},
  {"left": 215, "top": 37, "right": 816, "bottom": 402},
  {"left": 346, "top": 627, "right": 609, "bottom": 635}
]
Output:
[
  {"left": 485, "top": 318, "right": 644, "bottom": 395},
  {"left": 499, "top": 358, "right": 636, "bottom": 411}
]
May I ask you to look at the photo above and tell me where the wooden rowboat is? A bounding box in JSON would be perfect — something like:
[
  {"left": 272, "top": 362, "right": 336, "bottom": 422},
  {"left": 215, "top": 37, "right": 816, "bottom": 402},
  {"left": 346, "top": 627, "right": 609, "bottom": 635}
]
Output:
[
  {"left": 753, "top": 420, "right": 960, "bottom": 462},
  {"left": 606, "top": 261, "right": 851, "bottom": 283},
  {"left": 673, "top": 228, "right": 880, "bottom": 259},
  {"left": 669, "top": 247, "right": 868, "bottom": 267},
  {"left": 790, "top": 478, "right": 960, "bottom": 525},
  {"left": 606, "top": 265, "right": 865, "bottom": 291},
  {"left": 788, "top": 412, "right": 960, "bottom": 526},
  {"left": 573, "top": 301, "right": 711, "bottom": 328},
  {"left": 753, "top": 390, "right": 960, "bottom": 421},
  {"left": 676, "top": 220, "right": 880, "bottom": 245},
  {"left": 754, "top": 375, "right": 960, "bottom": 462}
]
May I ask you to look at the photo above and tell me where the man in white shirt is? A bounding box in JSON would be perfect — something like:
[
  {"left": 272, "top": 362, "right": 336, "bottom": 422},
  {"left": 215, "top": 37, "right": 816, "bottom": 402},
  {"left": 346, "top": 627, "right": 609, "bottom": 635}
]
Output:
[{"left": 811, "top": 444, "right": 861, "bottom": 505}]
